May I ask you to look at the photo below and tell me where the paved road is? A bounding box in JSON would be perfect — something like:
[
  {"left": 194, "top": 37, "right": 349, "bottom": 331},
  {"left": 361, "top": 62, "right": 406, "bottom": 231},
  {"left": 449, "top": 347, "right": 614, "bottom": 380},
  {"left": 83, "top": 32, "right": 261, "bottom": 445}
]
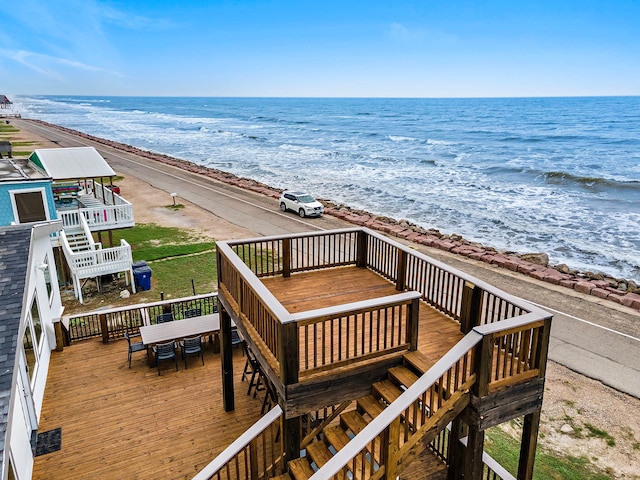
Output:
[{"left": 16, "top": 119, "right": 640, "bottom": 398}]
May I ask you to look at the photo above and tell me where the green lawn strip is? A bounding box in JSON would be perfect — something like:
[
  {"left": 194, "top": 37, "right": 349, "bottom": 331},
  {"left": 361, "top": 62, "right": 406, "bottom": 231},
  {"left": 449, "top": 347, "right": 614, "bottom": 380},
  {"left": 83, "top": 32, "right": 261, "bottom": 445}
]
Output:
[
  {"left": 0, "top": 125, "right": 19, "bottom": 132},
  {"left": 147, "top": 252, "right": 217, "bottom": 298},
  {"left": 7, "top": 141, "right": 34, "bottom": 146},
  {"left": 111, "top": 223, "right": 198, "bottom": 246},
  {"left": 484, "top": 427, "right": 613, "bottom": 480},
  {"left": 132, "top": 242, "right": 215, "bottom": 262},
  {"left": 107, "top": 223, "right": 218, "bottom": 298}
]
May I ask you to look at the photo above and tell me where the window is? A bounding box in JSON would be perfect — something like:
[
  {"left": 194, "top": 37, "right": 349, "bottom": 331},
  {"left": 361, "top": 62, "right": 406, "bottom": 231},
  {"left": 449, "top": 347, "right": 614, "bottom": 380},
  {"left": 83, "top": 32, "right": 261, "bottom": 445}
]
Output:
[
  {"left": 42, "top": 254, "right": 54, "bottom": 303},
  {"left": 23, "top": 325, "right": 36, "bottom": 383},
  {"left": 31, "top": 298, "right": 42, "bottom": 349},
  {"left": 22, "top": 297, "right": 43, "bottom": 383},
  {"left": 10, "top": 189, "right": 48, "bottom": 223}
]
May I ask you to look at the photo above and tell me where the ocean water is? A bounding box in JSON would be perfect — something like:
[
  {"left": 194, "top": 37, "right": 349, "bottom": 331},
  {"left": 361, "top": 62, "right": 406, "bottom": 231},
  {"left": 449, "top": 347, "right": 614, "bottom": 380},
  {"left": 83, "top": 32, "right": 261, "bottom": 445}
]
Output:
[{"left": 13, "top": 95, "right": 640, "bottom": 282}]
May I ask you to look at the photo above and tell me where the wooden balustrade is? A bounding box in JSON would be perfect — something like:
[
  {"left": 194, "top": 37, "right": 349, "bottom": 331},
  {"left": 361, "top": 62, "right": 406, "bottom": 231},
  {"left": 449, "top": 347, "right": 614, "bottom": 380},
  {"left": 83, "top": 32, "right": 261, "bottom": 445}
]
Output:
[
  {"left": 63, "top": 293, "right": 218, "bottom": 342},
  {"left": 292, "top": 292, "right": 421, "bottom": 375},
  {"left": 211, "top": 227, "right": 552, "bottom": 480},
  {"left": 308, "top": 312, "right": 549, "bottom": 480},
  {"left": 192, "top": 406, "right": 284, "bottom": 480},
  {"left": 218, "top": 228, "right": 546, "bottom": 392}
]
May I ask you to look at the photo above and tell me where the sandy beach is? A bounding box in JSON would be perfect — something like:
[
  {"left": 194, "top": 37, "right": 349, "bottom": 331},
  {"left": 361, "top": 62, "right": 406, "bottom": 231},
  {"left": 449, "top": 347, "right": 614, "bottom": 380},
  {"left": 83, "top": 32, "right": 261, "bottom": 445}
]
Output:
[{"left": 6, "top": 118, "right": 640, "bottom": 478}]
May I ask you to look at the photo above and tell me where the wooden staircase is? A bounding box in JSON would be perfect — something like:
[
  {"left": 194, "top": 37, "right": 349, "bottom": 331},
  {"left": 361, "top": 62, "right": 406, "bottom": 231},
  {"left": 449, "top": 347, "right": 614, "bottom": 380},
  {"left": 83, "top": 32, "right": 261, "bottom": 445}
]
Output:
[{"left": 272, "top": 351, "right": 449, "bottom": 480}]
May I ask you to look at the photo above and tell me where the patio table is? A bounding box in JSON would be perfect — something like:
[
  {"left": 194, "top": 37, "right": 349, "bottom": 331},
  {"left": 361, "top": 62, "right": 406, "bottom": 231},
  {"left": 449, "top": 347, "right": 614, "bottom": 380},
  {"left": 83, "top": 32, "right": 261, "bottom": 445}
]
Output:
[{"left": 139, "top": 314, "right": 220, "bottom": 365}]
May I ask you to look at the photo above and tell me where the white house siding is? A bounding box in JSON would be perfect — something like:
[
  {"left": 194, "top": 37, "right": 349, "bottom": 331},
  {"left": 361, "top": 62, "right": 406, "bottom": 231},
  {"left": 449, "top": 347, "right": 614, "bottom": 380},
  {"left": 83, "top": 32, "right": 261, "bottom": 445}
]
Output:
[{"left": 0, "top": 221, "right": 62, "bottom": 480}]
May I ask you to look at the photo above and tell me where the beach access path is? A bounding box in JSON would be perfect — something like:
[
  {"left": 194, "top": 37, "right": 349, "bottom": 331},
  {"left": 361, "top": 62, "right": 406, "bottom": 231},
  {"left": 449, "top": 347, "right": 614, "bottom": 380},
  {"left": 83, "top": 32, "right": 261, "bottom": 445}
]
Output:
[{"left": 13, "top": 118, "right": 640, "bottom": 400}]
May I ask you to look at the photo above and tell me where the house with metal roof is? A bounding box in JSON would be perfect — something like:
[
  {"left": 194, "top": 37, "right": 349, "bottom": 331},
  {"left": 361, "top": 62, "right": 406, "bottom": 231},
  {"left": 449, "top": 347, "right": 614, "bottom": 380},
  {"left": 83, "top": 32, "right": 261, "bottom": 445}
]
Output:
[{"left": 0, "top": 148, "right": 136, "bottom": 303}]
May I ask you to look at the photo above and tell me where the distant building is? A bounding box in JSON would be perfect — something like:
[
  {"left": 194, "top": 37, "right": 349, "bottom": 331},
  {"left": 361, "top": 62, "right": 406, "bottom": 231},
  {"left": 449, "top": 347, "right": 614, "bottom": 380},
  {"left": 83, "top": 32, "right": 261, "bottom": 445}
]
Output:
[{"left": 0, "top": 96, "right": 12, "bottom": 109}]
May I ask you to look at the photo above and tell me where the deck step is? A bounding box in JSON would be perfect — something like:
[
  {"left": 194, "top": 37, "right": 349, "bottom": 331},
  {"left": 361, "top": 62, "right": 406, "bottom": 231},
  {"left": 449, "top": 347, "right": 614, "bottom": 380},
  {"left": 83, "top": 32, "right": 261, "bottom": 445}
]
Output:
[
  {"left": 288, "top": 457, "right": 316, "bottom": 480},
  {"left": 356, "top": 395, "right": 385, "bottom": 420},
  {"left": 388, "top": 365, "right": 420, "bottom": 389},
  {"left": 372, "top": 379, "right": 404, "bottom": 405},
  {"left": 324, "top": 425, "right": 352, "bottom": 452},
  {"left": 340, "top": 410, "right": 383, "bottom": 466},
  {"left": 306, "top": 440, "right": 334, "bottom": 469},
  {"left": 403, "top": 350, "right": 436, "bottom": 375},
  {"left": 324, "top": 425, "right": 367, "bottom": 478},
  {"left": 340, "top": 410, "right": 369, "bottom": 436}
]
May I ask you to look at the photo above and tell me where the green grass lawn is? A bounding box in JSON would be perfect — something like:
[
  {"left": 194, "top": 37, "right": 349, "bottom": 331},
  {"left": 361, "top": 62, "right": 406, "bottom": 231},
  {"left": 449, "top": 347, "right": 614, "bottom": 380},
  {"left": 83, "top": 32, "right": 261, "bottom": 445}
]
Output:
[
  {"left": 485, "top": 425, "right": 614, "bottom": 480},
  {"left": 109, "top": 223, "right": 217, "bottom": 299}
]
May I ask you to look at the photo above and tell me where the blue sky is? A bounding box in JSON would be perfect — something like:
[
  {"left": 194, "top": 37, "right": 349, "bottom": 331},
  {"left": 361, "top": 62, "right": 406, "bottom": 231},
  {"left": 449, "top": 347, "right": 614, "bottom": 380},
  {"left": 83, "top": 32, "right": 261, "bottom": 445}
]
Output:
[{"left": 1, "top": 0, "right": 638, "bottom": 97}]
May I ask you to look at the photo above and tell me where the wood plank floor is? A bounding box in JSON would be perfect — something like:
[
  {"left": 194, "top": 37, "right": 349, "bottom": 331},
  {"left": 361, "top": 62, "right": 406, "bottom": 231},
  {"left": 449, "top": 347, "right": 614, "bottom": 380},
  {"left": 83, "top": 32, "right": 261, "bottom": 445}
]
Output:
[
  {"left": 34, "top": 266, "right": 462, "bottom": 480},
  {"left": 261, "top": 266, "right": 464, "bottom": 362},
  {"left": 33, "top": 339, "right": 264, "bottom": 480}
]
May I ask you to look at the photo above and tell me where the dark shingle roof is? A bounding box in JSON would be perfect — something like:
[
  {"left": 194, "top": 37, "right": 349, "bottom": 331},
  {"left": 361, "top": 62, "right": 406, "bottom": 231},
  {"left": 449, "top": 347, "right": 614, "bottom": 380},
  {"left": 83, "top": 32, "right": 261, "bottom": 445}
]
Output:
[{"left": 0, "top": 224, "right": 32, "bottom": 470}]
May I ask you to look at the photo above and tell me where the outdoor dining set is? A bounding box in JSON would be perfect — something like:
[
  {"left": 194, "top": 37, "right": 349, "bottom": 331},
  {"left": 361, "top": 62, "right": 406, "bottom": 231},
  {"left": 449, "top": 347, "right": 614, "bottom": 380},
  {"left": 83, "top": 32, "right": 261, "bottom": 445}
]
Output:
[{"left": 124, "top": 308, "right": 228, "bottom": 375}]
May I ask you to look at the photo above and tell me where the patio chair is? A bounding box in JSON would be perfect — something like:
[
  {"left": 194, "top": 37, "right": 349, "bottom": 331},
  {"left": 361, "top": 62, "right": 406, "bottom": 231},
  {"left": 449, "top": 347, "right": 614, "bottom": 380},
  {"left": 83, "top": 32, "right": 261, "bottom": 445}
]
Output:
[
  {"left": 124, "top": 331, "right": 145, "bottom": 368},
  {"left": 184, "top": 308, "right": 201, "bottom": 318},
  {"left": 180, "top": 335, "right": 204, "bottom": 368},
  {"left": 231, "top": 326, "right": 243, "bottom": 348},
  {"left": 155, "top": 312, "right": 174, "bottom": 324},
  {"left": 242, "top": 342, "right": 261, "bottom": 396},
  {"left": 153, "top": 341, "right": 178, "bottom": 375}
]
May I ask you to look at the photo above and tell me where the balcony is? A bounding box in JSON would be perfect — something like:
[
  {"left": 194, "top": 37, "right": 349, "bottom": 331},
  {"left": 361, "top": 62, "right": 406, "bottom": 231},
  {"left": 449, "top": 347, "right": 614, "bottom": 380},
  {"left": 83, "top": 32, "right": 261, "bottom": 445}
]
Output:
[{"left": 55, "top": 182, "right": 135, "bottom": 232}]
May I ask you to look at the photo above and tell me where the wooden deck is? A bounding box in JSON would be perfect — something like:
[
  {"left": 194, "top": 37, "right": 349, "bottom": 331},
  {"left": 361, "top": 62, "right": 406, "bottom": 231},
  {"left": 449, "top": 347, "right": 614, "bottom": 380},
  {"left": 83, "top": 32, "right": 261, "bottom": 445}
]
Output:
[
  {"left": 33, "top": 339, "right": 263, "bottom": 480},
  {"left": 35, "top": 266, "right": 462, "bottom": 480},
  {"left": 261, "top": 266, "right": 464, "bottom": 362}
]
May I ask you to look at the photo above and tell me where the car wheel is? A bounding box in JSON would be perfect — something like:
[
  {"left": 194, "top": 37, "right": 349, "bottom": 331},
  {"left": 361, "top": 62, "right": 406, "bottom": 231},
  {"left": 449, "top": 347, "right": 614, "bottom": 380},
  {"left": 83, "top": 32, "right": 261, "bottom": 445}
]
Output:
[
  {"left": 298, "top": 209, "right": 306, "bottom": 218},
  {"left": 280, "top": 202, "right": 287, "bottom": 212}
]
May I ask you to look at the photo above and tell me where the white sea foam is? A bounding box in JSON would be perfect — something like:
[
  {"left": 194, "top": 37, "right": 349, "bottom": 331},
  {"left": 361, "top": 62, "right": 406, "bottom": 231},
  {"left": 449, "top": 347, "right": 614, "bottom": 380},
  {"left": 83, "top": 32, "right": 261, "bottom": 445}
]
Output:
[{"left": 14, "top": 95, "right": 640, "bottom": 281}]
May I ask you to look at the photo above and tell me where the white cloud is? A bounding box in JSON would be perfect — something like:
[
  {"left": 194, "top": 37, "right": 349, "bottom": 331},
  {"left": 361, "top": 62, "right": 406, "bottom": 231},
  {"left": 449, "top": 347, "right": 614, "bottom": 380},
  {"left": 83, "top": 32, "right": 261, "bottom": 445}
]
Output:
[{"left": 1, "top": 48, "right": 125, "bottom": 79}]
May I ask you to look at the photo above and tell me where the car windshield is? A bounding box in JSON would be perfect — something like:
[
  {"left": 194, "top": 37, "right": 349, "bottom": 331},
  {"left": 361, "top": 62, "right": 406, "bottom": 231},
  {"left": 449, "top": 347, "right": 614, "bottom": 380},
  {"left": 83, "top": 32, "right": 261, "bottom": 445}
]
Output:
[{"left": 297, "top": 195, "right": 316, "bottom": 203}]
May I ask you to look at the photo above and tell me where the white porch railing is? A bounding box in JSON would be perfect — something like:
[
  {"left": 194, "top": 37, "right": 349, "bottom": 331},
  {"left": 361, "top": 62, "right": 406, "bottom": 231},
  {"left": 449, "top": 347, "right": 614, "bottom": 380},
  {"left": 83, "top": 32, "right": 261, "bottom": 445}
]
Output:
[
  {"left": 57, "top": 184, "right": 134, "bottom": 232},
  {"left": 59, "top": 216, "right": 136, "bottom": 303}
]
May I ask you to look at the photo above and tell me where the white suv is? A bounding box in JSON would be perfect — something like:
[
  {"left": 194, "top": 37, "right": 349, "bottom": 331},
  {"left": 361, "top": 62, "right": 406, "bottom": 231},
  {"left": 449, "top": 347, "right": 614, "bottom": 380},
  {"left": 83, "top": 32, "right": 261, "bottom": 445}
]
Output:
[{"left": 279, "top": 191, "right": 324, "bottom": 218}]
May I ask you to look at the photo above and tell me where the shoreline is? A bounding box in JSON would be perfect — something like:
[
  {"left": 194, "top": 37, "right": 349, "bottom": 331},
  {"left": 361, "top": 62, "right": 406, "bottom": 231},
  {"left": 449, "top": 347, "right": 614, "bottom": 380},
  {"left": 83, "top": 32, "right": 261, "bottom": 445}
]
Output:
[{"left": 21, "top": 118, "right": 640, "bottom": 313}]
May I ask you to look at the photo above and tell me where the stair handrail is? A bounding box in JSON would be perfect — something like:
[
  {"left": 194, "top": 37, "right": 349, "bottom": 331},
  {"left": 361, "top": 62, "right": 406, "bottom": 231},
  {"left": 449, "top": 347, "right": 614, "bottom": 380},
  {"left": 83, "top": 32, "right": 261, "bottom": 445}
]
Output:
[
  {"left": 192, "top": 405, "right": 283, "bottom": 480},
  {"left": 308, "top": 330, "right": 483, "bottom": 480},
  {"left": 309, "top": 310, "right": 549, "bottom": 479},
  {"left": 78, "top": 214, "right": 96, "bottom": 249}
]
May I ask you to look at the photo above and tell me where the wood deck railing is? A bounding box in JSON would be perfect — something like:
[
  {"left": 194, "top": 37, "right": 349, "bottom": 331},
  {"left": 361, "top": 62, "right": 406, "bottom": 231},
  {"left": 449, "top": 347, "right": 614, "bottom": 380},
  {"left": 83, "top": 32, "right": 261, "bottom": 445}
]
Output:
[
  {"left": 219, "top": 232, "right": 421, "bottom": 387},
  {"left": 208, "top": 228, "right": 552, "bottom": 480},
  {"left": 63, "top": 292, "right": 218, "bottom": 342},
  {"left": 308, "top": 312, "right": 550, "bottom": 479},
  {"left": 192, "top": 405, "right": 284, "bottom": 480},
  {"left": 217, "top": 228, "right": 544, "bottom": 389}
]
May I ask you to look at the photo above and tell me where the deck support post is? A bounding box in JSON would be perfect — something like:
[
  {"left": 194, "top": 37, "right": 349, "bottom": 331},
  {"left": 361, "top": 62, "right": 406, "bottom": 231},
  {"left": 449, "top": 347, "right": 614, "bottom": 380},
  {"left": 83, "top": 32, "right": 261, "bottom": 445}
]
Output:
[
  {"left": 407, "top": 297, "right": 419, "bottom": 351},
  {"left": 220, "top": 306, "right": 235, "bottom": 412},
  {"left": 382, "top": 416, "right": 400, "bottom": 479},
  {"left": 462, "top": 426, "right": 485, "bottom": 480},
  {"left": 283, "top": 415, "right": 301, "bottom": 463},
  {"left": 447, "top": 418, "right": 467, "bottom": 480},
  {"left": 283, "top": 238, "right": 291, "bottom": 278},
  {"left": 99, "top": 314, "right": 109, "bottom": 343},
  {"left": 396, "top": 249, "right": 407, "bottom": 291},
  {"left": 518, "top": 410, "right": 541, "bottom": 480}
]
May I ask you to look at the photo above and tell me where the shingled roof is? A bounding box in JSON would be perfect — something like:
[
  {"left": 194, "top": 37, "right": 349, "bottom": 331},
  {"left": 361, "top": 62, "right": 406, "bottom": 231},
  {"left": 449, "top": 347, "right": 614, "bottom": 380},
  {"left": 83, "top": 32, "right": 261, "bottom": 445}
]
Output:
[{"left": 0, "top": 224, "right": 32, "bottom": 472}]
